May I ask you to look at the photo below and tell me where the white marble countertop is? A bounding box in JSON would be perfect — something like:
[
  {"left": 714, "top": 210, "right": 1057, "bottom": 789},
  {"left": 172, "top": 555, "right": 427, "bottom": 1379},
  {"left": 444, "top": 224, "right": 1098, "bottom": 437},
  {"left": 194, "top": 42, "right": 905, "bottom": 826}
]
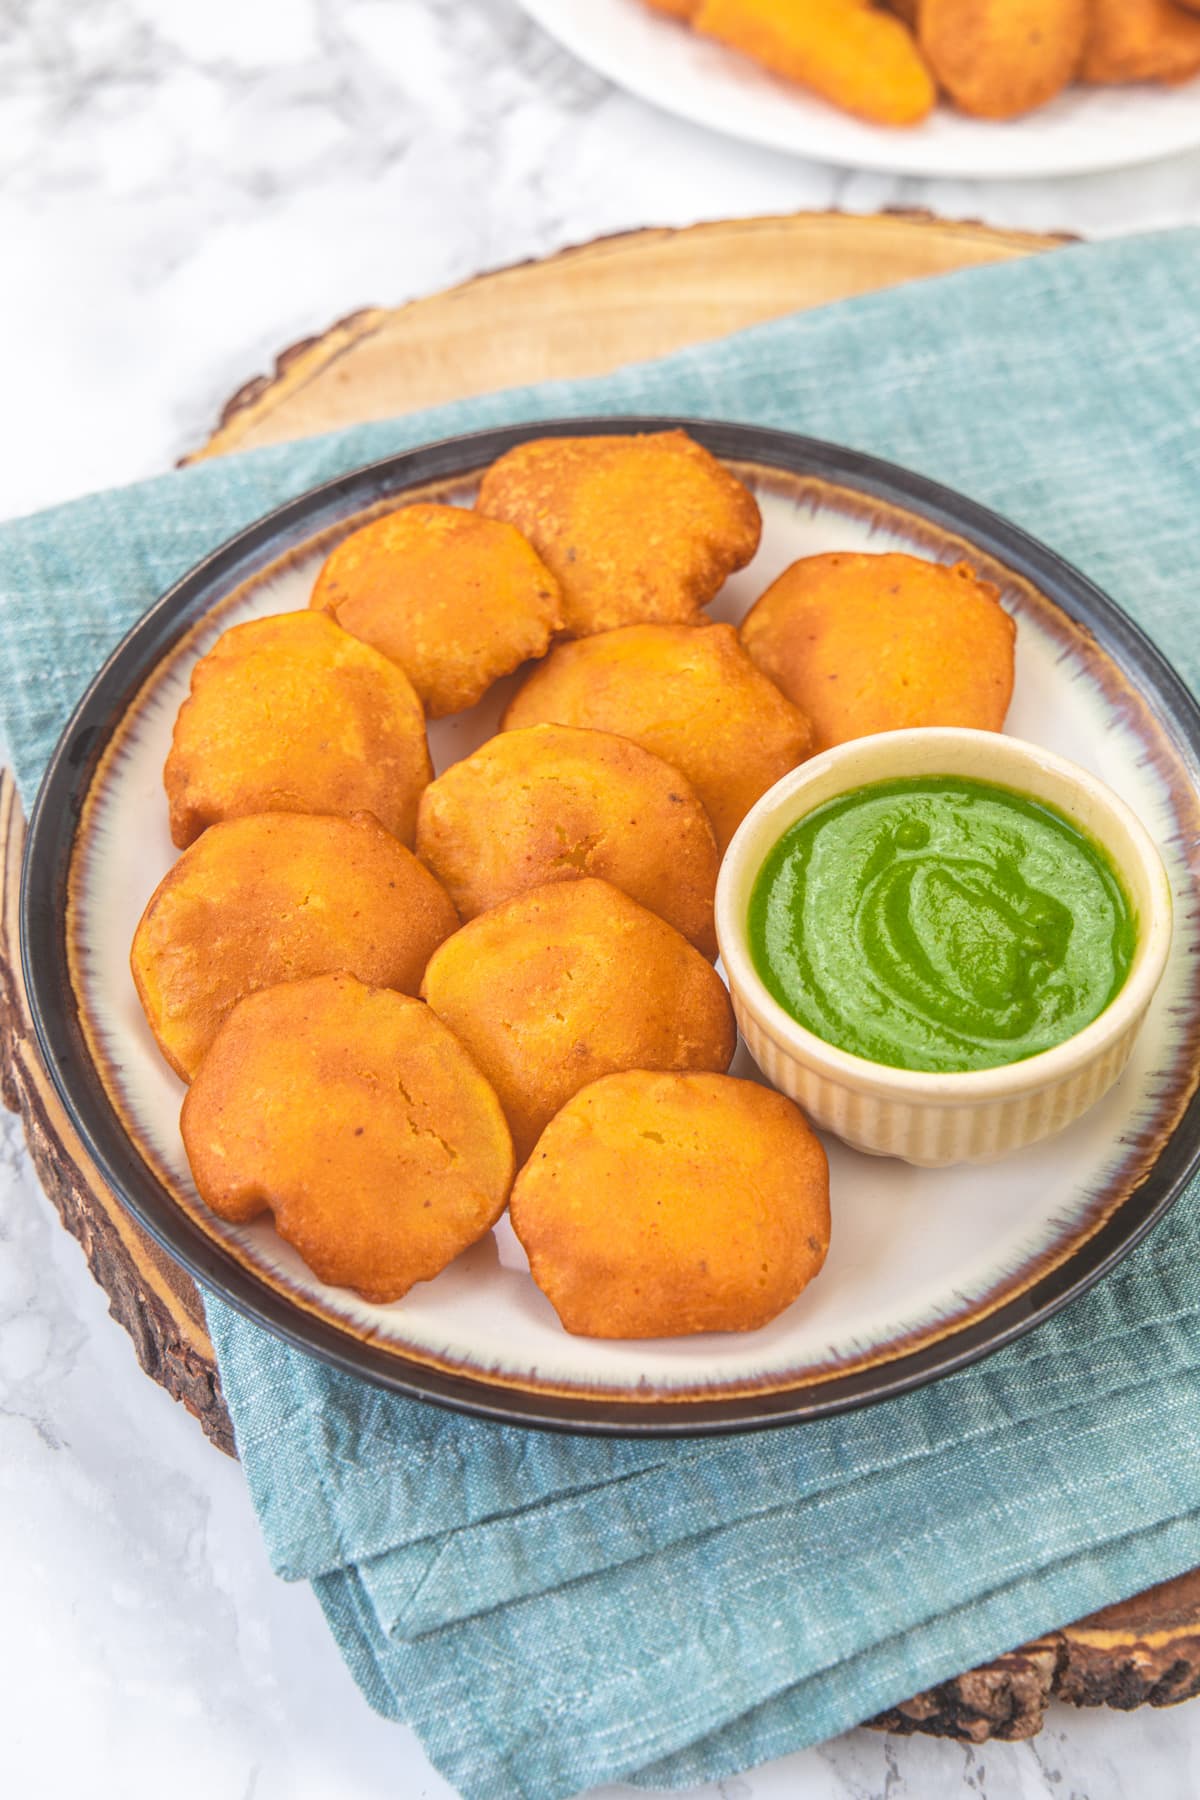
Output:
[{"left": 5, "top": 2, "right": 1200, "bottom": 1795}]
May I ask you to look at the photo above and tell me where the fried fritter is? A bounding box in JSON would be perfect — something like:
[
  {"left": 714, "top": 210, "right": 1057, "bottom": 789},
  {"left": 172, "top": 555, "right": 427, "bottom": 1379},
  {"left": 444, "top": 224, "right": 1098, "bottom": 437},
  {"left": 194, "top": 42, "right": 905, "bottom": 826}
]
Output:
[
  {"left": 420, "top": 879, "right": 736, "bottom": 1163},
  {"left": 738, "top": 553, "right": 1014, "bottom": 754},
  {"left": 502, "top": 622, "right": 811, "bottom": 851},
  {"left": 511, "top": 1071, "right": 830, "bottom": 1339},
  {"left": 131, "top": 812, "right": 458, "bottom": 1081},
  {"left": 416, "top": 724, "right": 720, "bottom": 956},
  {"left": 309, "top": 503, "right": 564, "bottom": 719},
  {"left": 1081, "top": 0, "right": 1200, "bottom": 83},
  {"left": 165, "top": 611, "right": 431, "bottom": 849},
  {"left": 474, "top": 431, "right": 761, "bottom": 637},
  {"left": 181, "top": 973, "right": 513, "bottom": 1304},
  {"left": 919, "top": 0, "right": 1087, "bottom": 118},
  {"left": 693, "top": 0, "right": 936, "bottom": 127}
]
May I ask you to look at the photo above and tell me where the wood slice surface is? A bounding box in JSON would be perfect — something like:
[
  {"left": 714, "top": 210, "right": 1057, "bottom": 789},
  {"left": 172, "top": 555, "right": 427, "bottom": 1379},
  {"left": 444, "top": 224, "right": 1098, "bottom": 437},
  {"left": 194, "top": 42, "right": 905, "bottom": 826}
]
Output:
[
  {"left": 6, "top": 207, "right": 1199, "bottom": 1736},
  {"left": 190, "top": 210, "right": 1069, "bottom": 461}
]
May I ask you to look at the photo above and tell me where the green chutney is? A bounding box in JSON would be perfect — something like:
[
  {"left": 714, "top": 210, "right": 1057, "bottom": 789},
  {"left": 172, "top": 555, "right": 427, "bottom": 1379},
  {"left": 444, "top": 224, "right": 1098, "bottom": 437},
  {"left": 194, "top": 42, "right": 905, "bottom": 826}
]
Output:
[{"left": 748, "top": 775, "right": 1136, "bottom": 1074}]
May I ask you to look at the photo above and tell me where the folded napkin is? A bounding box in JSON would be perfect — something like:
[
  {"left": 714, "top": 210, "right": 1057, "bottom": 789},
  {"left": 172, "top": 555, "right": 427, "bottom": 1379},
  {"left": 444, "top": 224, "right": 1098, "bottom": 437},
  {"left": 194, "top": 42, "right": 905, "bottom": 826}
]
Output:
[{"left": 6, "top": 229, "right": 1200, "bottom": 1800}]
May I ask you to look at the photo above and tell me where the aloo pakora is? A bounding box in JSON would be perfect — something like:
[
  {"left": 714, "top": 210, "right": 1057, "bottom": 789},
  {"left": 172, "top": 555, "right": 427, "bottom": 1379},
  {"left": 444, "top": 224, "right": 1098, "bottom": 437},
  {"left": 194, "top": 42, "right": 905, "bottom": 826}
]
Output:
[
  {"left": 181, "top": 973, "right": 513, "bottom": 1303},
  {"left": 165, "top": 611, "right": 431, "bottom": 849},
  {"left": 510, "top": 1071, "right": 831, "bottom": 1338},
  {"left": 309, "top": 503, "right": 564, "bottom": 718},
  {"left": 415, "top": 723, "right": 720, "bottom": 955},
  {"left": 420, "top": 878, "right": 736, "bottom": 1162},
  {"left": 475, "top": 430, "right": 761, "bottom": 637},
  {"left": 693, "top": 0, "right": 936, "bottom": 126},
  {"left": 918, "top": 0, "right": 1088, "bottom": 118},
  {"left": 738, "top": 552, "right": 1014, "bottom": 754},
  {"left": 502, "top": 622, "right": 812, "bottom": 850},
  {"left": 1081, "top": 0, "right": 1200, "bottom": 83},
  {"left": 131, "top": 811, "right": 458, "bottom": 1081}
]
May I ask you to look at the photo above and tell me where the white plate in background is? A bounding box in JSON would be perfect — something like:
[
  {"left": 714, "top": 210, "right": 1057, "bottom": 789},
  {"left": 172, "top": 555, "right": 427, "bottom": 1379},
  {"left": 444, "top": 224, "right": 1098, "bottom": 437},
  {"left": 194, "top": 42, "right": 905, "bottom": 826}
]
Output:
[{"left": 516, "top": 0, "right": 1200, "bottom": 179}]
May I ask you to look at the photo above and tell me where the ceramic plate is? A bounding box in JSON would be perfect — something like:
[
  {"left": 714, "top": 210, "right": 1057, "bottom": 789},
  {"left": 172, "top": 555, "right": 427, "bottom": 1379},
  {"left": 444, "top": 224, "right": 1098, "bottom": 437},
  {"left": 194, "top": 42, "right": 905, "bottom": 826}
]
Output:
[
  {"left": 515, "top": 0, "right": 1200, "bottom": 180},
  {"left": 21, "top": 418, "right": 1200, "bottom": 1434}
]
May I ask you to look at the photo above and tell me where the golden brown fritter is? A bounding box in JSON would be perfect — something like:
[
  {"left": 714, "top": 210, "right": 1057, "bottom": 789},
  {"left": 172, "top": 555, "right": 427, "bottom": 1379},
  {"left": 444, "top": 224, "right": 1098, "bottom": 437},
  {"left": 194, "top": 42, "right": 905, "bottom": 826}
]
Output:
[
  {"left": 502, "top": 622, "right": 811, "bottom": 851},
  {"left": 164, "top": 611, "right": 431, "bottom": 849},
  {"left": 693, "top": 0, "right": 936, "bottom": 126},
  {"left": 416, "top": 724, "right": 720, "bottom": 956},
  {"left": 474, "top": 431, "right": 761, "bottom": 637},
  {"left": 131, "top": 812, "right": 458, "bottom": 1081},
  {"left": 919, "top": 0, "right": 1088, "bottom": 118},
  {"left": 309, "top": 503, "right": 564, "bottom": 719},
  {"left": 420, "top": 878, "right": 736, "bottom": 1163},
  {"left": 511, "top": 1071, "right": 830, "bottom": 1338},
  {"left": 738, "top": 552, "right": 1014, "bottom": 754},
  {"left": 1081, "top": 0, "right": 1200, "bottom": 83},
  {"left": 181, "top": 973, "right": 513, "bottom": 1303}
]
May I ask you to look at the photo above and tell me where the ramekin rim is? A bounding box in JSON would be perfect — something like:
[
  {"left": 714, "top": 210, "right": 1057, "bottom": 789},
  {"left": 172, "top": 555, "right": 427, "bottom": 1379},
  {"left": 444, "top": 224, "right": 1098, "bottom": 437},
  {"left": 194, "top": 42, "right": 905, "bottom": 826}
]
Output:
[{"left": 714, "top": 727, "right": 1174, "bottom": 1102}]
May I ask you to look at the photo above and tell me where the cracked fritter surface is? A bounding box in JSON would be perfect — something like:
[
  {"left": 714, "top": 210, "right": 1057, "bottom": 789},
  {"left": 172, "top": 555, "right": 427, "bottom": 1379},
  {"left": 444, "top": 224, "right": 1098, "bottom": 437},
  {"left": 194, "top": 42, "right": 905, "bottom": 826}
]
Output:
[
  {"left": 309, "top": 503, "right": 563, "bottom": 718},
  {"left": 475, "top": 430, "right": 761, "bottom": 636},
  {"left": 132, "top": 811, "right": 458, "bottom": 1081},
  {"left": 420, "top": 878, "right": 736, "bottom": 1163},
  {"left": 181, "top": 973, "right": 513, "bottom": 1303},
  {"left": 739, "top": 552, "right": 1014, "bottom": 755},
  {"left": 416, "top": 723, "right": 720, "bottom": 955},
  {"left": 165, "top": 610, "right": 431, "bottom": 848},
  {"left": 502, "top": 622, "right": 812, "bottom": 851},
  {"left": 511, "top": 1070, "right": 831, "bottom": 1338}
]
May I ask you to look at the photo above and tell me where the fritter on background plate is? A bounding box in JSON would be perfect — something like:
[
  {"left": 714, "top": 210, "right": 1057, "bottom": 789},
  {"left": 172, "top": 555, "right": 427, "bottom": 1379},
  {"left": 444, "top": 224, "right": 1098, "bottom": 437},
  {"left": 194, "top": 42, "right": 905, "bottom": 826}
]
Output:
[
  {"left": 1082, "top": 0, "right": 1200, "bottom": 83},
  {"left": 918, "top": 0, "right": 1088, "bottom": 118},
  {"left": 693, "top": 0, "right": 936, "bottom": 126}
]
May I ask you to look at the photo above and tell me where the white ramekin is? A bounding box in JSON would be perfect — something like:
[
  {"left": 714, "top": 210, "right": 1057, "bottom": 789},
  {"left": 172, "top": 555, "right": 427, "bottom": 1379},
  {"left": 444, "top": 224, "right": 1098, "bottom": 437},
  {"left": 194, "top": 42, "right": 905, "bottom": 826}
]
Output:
[{"left": 715, "top": 728, "right": 1173, "bottom": 1167}]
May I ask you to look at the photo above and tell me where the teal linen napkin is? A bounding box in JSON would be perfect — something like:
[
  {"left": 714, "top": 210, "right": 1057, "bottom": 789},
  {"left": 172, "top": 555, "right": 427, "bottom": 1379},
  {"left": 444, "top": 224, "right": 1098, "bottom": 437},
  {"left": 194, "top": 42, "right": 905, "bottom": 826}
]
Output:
[{"left": 5, "top": 229, "right": 1200, "bottom": 1799}]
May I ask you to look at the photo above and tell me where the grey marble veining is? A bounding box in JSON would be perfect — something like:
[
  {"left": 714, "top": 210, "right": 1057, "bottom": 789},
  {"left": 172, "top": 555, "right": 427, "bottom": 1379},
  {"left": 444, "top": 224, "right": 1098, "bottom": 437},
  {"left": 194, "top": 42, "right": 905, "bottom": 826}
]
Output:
[{"left": 6, "top": 1, "right": 1200, "bottom": 1794}]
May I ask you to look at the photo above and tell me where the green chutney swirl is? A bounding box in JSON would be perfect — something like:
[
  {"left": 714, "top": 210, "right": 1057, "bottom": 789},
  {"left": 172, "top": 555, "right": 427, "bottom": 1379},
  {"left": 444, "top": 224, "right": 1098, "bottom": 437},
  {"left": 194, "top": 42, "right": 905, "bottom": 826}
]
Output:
[{"left": 748, "top": 775, "right": 1136, "bottom": 1073}]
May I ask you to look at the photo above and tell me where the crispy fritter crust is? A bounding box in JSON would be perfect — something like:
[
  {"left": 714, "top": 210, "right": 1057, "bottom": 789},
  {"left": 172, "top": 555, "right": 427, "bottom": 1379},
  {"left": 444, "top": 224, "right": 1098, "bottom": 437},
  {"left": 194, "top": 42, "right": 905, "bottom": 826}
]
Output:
[
  {"left": 475, "top": 431, "right": 761, "bottom": 637},
  {"left": 739, "top": 552, "right": 1014, "bottom": 754},
  {"left": 309, "top": 504, "right": 564, "bottom": 719},
  {"left": 164, "top": 611, "right": 431, "bottom": 849},
  {"left": 693, "top": 0, "right": 936, "bottom": 126},
  {"left": 1081, "top": 0, "right": 1200, "bottom": 83},
  {"left": 181, "top": 973, "right": 513, "bottom": 1303},
  {"left": 416, "top": 723, "right": 720, "bottom": 956},
  {"left": 420, "top": 879, "right": 736, "bottom": 1163},
  {"left": 131, "top": 812, "right": 458, "bottom": 1081},
  {"left": 919, "top": 0, "right": 1088, "bottom": 118},
  {"left": 502, "top": 622, "right": 811, "bottom": 851},
  {"left": 511, "top": 1071, "right": 830, "bottom": 1338}
]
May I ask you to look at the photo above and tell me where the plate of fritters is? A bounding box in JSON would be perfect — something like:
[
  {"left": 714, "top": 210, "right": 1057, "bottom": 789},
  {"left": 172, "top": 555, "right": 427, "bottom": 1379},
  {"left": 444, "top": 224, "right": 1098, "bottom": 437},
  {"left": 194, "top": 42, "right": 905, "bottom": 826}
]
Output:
[
  {"left": 515, "top": 0, "right": 1200, "bottom": 178},
  {"left": 21, "top": 418, "right": 1200, "bottom": 1432}
]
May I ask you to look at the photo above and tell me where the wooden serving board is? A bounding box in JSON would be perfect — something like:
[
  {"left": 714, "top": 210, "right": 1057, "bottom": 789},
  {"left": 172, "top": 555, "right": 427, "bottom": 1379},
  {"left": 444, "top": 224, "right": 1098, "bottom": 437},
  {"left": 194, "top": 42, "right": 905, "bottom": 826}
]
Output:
[{"left": 5, "top": 208, "right": 1199, "bottom": 1740}]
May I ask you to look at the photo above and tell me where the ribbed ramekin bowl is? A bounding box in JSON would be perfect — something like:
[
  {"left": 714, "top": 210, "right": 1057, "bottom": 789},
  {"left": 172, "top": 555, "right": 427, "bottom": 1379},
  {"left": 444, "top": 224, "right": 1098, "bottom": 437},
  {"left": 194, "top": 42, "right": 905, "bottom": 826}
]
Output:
[{"left": 715, "top": 728, "right": 1174, "bottom": 1167}]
